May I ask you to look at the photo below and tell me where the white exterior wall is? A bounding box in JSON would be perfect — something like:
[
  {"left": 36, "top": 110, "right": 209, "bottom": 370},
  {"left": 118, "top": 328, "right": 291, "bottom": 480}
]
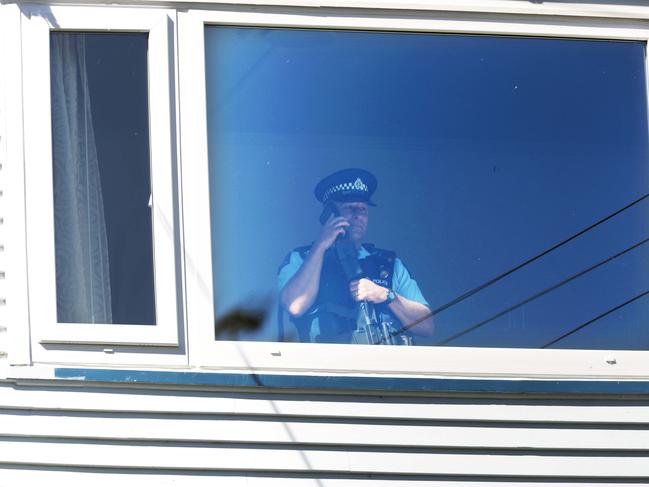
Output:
[
  {"left": 2, "top": 1, "right": 649, "bottom": 484},
  {"left": 0, "top": 12, "right": 7, "bottom": 365},
  {"left": 2, "top": 379, "right": 649, "bottom": 485}
]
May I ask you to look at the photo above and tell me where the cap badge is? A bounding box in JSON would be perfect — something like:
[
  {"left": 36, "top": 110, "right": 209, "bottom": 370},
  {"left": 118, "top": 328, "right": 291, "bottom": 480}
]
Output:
[{"left": 354, "top": 178, "right": 366, "bottom": 191}]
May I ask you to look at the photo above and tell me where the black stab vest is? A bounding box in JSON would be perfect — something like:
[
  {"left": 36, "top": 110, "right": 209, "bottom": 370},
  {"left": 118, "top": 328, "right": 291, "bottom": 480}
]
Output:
[{"left": 288, "top": 244, "right": 396, "bottom": 343}]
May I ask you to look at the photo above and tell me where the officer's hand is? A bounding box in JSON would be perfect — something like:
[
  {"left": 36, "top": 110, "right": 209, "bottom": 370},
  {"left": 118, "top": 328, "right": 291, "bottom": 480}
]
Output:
[
  {"left": 314, "top": 215, "right": 349, "bottom": 252},
  {"left": 350, "top": 278, "right": 389, "bottom": 304}
]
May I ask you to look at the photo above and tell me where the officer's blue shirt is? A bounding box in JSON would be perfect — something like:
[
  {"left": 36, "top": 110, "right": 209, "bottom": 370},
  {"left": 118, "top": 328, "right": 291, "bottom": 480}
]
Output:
[{"left": 278, "top": 245, "right": 429, "bottom": 306}]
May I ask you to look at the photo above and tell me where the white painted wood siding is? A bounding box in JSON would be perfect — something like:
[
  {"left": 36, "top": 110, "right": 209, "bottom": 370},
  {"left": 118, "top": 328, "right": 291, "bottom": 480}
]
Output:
[
  {"left": 0, "top": 29, "right": 7, "bottom": 365},
  {"left": 1, "top": 381, "right": 649, "bottom": 485}
]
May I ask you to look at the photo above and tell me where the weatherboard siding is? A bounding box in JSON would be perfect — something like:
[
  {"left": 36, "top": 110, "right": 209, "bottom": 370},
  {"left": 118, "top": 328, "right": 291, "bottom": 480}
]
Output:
[
  {"left": 0, "top": 34, "right": 7, "bottom": 365},
  {"left": 1, "top": 381, "right": 649, "bottom": 484}
]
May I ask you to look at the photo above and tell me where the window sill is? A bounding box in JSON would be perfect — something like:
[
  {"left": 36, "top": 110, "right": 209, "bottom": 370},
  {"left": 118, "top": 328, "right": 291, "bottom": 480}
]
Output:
[{"left": 2, "top": 365, "right": 648, "bottom": 397}]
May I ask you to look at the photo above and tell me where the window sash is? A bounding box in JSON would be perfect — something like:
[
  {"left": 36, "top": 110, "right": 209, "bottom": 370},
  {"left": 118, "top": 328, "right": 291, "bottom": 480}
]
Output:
[
  {"left": 21, "top": 5, "right": 181, "bottom": 349},
  {"left": 179, "top": 7, "right": 649, "bottom": 378}
]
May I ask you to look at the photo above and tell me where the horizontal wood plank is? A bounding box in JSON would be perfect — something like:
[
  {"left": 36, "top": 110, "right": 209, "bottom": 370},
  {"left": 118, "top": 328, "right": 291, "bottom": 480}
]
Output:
[
  {"left": 2, "top": 440, "right": 649, "bottom": 476},
  {"left": 2, "top": 384, "right": 649, "bottom": 424},
  {"left": 0, "top": 467, "right": 645, "bottom": 487},
  {"left": 1, "top": 412, "right": 649, "bottom": 450}
]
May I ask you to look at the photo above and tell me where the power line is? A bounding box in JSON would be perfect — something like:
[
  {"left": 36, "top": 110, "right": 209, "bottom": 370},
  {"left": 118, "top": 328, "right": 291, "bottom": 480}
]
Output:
[
  {"left": 378, "top": 192, "right": 649, "bottom": 344},
  {"left": 540, "top": 289, "right": 649, "bottom": 349},
  {"left": 437, "top": 236, "right": 649, "bottom": 346}
]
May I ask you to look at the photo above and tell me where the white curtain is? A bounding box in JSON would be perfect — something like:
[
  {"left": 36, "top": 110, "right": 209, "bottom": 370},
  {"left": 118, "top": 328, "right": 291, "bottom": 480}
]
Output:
[{"left": 50, "top": 33, "right": 112, "bottom": 323}]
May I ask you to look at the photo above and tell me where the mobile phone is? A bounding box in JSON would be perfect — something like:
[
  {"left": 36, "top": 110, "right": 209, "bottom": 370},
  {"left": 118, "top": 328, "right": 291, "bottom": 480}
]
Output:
[{"left": 319, "top": 202, "right": 340, "bottom": 225}]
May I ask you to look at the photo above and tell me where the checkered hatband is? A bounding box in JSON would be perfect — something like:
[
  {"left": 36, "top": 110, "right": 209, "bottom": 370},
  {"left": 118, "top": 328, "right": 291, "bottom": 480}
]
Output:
[{"left": 322, "top": 178, "right": 368, "bottom": 203}]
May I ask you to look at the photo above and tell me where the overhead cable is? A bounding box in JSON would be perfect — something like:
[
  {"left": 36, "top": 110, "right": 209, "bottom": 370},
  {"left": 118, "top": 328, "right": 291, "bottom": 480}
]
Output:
[
  {"left": 437, "top": 236, "right": 649, "bottom": 345},
  {"left": 378, "top": 192, "right": 649, "bottom": 344},
  {"left": 540, "top": 289, "right": 649, "bottom": 348}
]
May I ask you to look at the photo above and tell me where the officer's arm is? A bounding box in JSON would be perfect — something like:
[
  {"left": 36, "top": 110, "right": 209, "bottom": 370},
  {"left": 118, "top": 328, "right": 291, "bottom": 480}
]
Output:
[
  {"left": 280, "top": 245, "right": 326, "bottom": 317},
  {"left": 280, "top": 216, "right": 349, "bottom": 317},
  {"left": 350, "top": 279, "right": 433, "bottom": 336},
  {"left": 351, "top": 257, "right": 433, "bottom": 336},
  {"left": 388, "top": 258, "right": 433, "bottom": 336},
  {"left": 387, "top": 295, "right": 433, "bottom": 336}
]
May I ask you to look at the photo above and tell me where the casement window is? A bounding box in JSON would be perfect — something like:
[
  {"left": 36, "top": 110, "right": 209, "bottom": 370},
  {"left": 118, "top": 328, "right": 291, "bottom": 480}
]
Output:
[
  {"left": 9, "top": 1, "right": 649, "bottom": 377},
  {"left": 19, "top": 6, "right": 183, "bottom": 365}
]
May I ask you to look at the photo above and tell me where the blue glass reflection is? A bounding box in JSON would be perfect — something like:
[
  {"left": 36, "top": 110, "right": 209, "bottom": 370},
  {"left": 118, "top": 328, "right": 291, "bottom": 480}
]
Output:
[{"left": 205, "top": 27, "right": 649, "bottom": 349}]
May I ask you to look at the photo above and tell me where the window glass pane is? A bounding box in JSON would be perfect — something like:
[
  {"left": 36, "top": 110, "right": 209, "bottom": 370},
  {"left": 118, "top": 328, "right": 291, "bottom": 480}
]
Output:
[
  {"left": 51, "top": 32, "right": 156, "bottom": 325},
  {"left": 205, "top": 27, "right": 649, "bottom": 349}
]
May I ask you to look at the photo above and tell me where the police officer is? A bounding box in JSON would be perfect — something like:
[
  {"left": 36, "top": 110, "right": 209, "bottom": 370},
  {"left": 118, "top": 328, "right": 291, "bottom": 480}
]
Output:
[{"left": 278, "top": 168, "right": 433, "bottom": 344}]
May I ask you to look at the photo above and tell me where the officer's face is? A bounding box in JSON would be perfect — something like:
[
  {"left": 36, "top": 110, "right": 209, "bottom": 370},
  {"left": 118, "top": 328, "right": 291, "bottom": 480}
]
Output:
[{"left": 334, "top": 201, "right": 369, "bottom": 244}]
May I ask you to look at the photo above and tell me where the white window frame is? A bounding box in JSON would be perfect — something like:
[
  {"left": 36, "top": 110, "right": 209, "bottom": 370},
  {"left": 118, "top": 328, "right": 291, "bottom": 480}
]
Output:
[
  {"left": 179, "top": 6, "right": 649, "bottom": 379},
  {"left": 21, "top": 5, "right": 183, "bottom": 356}
]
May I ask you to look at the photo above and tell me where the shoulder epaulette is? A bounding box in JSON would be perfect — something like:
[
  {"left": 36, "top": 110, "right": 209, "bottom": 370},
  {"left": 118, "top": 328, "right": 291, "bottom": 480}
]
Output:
[
  {"left": 294, "top": 245, "right": 312, "bottom": 258},
  {"left": 277, "top": 245, "right": 311, "bottom": 274}
]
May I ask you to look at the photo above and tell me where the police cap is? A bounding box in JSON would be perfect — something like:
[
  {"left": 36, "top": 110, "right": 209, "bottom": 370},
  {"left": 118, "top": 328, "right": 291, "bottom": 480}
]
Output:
[{"left": 314, "top": 168, "right": 377, "bottom": 206}]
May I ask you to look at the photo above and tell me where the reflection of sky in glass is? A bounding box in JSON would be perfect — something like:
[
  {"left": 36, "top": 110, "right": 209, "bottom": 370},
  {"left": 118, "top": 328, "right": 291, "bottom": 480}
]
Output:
[{"left": 205, "top": 27, "right": 649, "bottom": 349}]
